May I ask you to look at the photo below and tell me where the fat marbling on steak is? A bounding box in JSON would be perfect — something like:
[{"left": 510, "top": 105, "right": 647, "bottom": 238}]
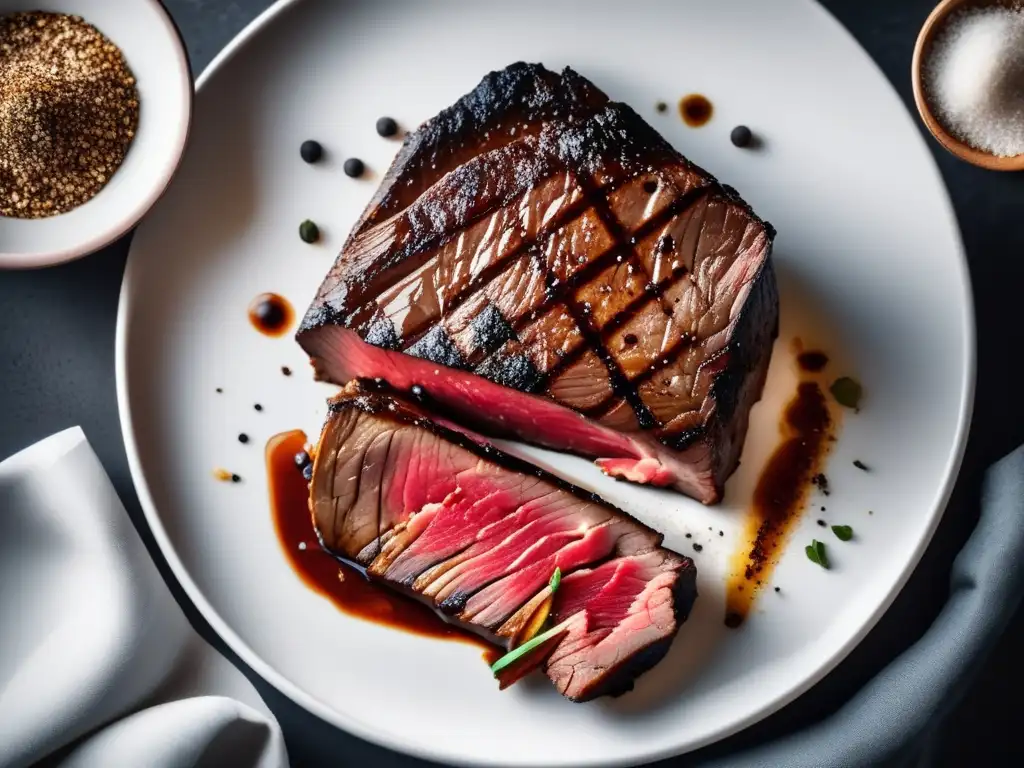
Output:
[
  {"left": 310, "top": 383, "right": 697, "bottom": 701},
  {"left": 297, "top": 63, "right": 779, "bottom": 503}
]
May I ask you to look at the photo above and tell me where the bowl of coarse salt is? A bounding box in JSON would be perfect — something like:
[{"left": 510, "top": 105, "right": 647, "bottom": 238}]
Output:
[
  {"left": 0, "top": 0, "right": 192, "bottom": 268},
  {"left": 913, "top": 0, "right": 1024, "bottom": 170}
]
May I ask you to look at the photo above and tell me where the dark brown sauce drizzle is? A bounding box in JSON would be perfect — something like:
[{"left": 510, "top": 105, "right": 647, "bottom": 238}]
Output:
[
  {"left": 249, "top": 293, "right": 294, "bottom": 337},
  {"left": 797, "top": 350, "right": 829, "bottom": 372},
  {"left": 680, "top": 94, "right": 713, "bottom": 127},
  {"left": 266, "top": 429, "right": 487, "bottom": 647},
  {"left": 725, "top": 365, "right": 837, "bottom": 628}
]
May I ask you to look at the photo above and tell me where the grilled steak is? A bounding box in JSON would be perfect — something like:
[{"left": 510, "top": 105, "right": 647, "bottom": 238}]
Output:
[
  {"left": 298, "top": 62, "right": 779, "bottom": 503},
  {"left": 310, "top": 383, "right": 698, "bottom": 701}
]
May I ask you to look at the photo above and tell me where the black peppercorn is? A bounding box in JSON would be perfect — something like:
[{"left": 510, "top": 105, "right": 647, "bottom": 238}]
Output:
[
  {"left": 343, "top": 158, "right": 365, "bottom": 178},
  {"left": 375, "top": 116, "right": 398, "bottom": 137},
  {"left": 300, "top": 140, "right": 323, "bottom": 163},
  {"left": 730, "top": 125, "right": 753, "bottom": 148}
]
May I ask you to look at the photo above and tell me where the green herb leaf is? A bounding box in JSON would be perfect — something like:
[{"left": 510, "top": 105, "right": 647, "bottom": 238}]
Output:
[
  {"left": 490, "top": 623, "right": 565, "bottom": 676},
  {"left": 832, "top": 524, "right": 854, "bottom": 542},
  {"left": 830, "top": 377, "right": 863, "bottom": 410},
  {"left": 805, "top": 539, "right": 830, "bottom": 569},
  {"left": 549, "top": 566, "right": 562, "bottom": 593}
]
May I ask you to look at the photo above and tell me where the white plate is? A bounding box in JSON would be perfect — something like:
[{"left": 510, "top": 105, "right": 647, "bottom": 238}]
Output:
[{"left": 116, "top": 1, "right": 974, "bottom": 765}]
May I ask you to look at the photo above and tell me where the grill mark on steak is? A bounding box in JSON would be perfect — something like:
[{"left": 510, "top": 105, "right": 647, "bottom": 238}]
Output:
[
  {"left": 429, "top": 182, "right": 717, "bottom": 419},
  {"left": 298, "top": 63, "right": 778, "bottom": 501}
]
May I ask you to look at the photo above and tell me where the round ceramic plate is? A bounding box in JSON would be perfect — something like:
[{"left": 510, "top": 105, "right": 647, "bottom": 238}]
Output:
[{"left": 116, "top": 1, "right": 974, "bottom": 765}]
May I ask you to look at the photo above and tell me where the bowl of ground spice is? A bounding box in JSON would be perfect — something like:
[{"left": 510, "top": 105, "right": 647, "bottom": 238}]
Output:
[
  {"left": 914, "top": 0, "right": 1024, "bottom": 170},
  {"left": 0, "top": 1, "right": 191, "bottom": 268}
]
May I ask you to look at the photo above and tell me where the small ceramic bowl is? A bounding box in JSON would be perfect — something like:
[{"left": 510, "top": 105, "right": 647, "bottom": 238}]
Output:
[
  {"left": 0, "top": 0, "right": 193, "bottom": 269},
  {"left": 912, "top": 0, "right": 1024, "bottom": 171}
]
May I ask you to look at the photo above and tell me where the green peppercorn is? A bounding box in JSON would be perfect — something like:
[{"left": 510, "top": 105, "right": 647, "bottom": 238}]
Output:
[{"left": 299, "top": 219, "right": 319, "bottom": 244}]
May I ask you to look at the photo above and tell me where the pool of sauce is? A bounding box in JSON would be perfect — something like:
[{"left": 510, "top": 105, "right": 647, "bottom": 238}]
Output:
[
  {"left": 725, "top": 350, "right": 837, "bottom": 628},
  {"left": 266, "top": 429, "right": 488, "bottom": 648},
  {"left": 249, "top": 293, "right": 294, "bottom": 337},
  {"left": 679, "top": 94, "right": 713, "bottom": 127}
]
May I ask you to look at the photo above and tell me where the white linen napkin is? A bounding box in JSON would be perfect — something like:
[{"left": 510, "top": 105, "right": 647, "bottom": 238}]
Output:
[{"left": 0, "top": 427, "right": 289, "bottom": 768}]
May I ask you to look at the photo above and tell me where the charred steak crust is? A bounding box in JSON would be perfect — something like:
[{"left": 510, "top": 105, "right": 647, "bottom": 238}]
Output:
[
  {"left": 298, "top": 62, "right": 779, "bottom": 502},
  {"left": 311, "top": 383, "right": 699, "bottom": 701},
  {"left": 361, "top": 62, "right": 609, "bottom": 230}
]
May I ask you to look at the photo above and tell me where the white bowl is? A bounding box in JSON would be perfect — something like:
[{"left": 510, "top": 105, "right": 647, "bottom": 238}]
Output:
[{"left": 0, "top": 0, "right": 192, "bottom": 269}]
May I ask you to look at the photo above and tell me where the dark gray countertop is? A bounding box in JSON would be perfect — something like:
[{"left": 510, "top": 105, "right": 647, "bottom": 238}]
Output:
[{"left": 2, "top": 1, "right": 1021, "bottom": 765}]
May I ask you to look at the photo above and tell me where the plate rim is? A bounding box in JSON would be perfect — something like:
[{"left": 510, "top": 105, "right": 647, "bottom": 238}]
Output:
[{"left": 115, "top": 1, "right": 977, "bottom": 765}]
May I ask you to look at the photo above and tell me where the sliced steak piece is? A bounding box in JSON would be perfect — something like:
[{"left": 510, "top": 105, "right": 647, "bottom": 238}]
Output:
[
  {"left": 310, "top": 383, "right": 697, "bottom": 702},
  {"left": 298, "top": 62, "right": 779, "bottom": 503}
]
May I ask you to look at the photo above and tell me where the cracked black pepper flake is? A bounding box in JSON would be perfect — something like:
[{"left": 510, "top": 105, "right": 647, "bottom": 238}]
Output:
[
  {"left": 230, "top": 473, "right": 242, "bottom": 483},
  {"left": 0, "top": 12, "right": 139, "bottom": 218},
  {"left": 281, "top": 366, "right": 292, "bottom": 376},
  {"left": 215, "top": 387, "right": 223, "bottom": 393},
  {"left": 254, "top": 403, "right": 263, "bottom": 412},
  {"left": 238, "top": 433, "right": 249, "bottom": 444},
  {"left": 812, "top": 472, "right": 830, "bottom": 495},
  {"left": 692, "top": 543, "right": 703, "bottom": 552},
  {"left": 853, "top": 459, "right": 869, "bottom": 471}
]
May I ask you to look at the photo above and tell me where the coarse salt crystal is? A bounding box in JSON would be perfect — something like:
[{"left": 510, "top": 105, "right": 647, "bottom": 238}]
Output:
[{"left": 924, "top": 6, "right": 1024, "bottom": 156}]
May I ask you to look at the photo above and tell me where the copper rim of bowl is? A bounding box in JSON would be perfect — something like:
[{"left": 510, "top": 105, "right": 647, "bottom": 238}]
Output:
[{"left": 912, "top": 0, "right": 1024, "bottom": 171}]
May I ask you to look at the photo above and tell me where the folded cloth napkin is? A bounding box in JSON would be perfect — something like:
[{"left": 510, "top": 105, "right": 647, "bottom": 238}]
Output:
[
  {"left": 699, "top": 444, "right": 1024, "bottom": 768},
  {"left": 0, "top": 427, "right": 289, "bottom": 768}
]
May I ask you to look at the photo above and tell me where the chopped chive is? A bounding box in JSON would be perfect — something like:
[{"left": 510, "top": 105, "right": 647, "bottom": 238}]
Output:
[
  {"left": 832, "top": 524, "right": 854, "bottom": 542},
  {"left": 490, "top": 623, "right": 565, "bottom": 676},
  {"left": 549, "top": 566, "right": 561, "bottom": 593},
  {"left": 805, "top": 539, "right": 829, "bottom": 569}
]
